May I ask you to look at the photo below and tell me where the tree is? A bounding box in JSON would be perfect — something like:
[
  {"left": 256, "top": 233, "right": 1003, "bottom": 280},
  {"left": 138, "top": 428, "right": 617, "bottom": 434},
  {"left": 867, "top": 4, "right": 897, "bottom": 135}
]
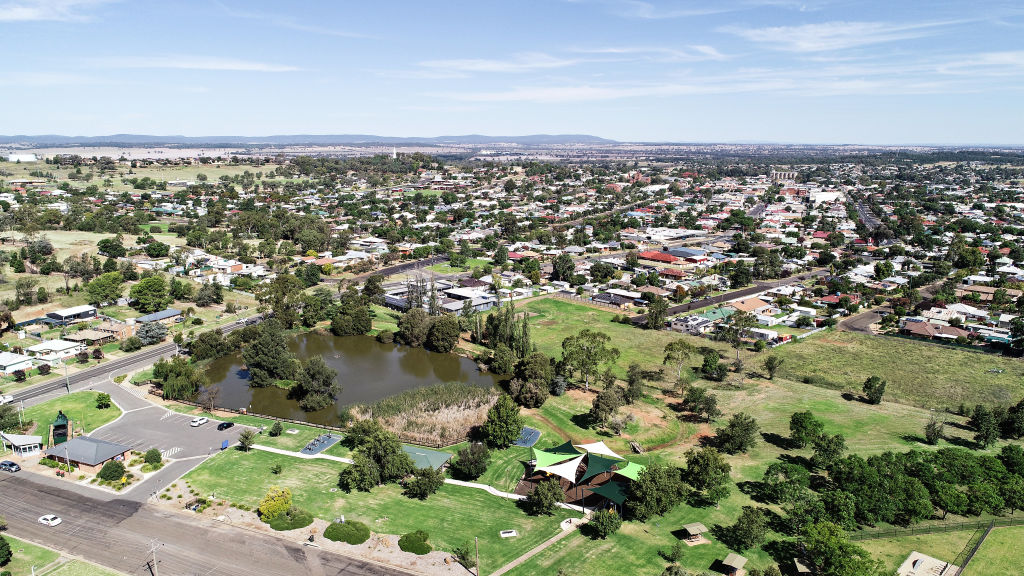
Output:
[
  {"left": 97, "top": 236, "right": 126, "bottom": 258},
  {"left": 862, "top": 376, "right": 886, "bottom": 405},
  {"left": 84, "top": 271, "right": 124, "bottom": 306},
  {"left": 724, "top": 310, "right": 756, "bottom": 364},
  {"left": 194, "top": 282, "right": 224, "bottom": 307},
  {"left": 790, "top": 411, "right": 825, "bottom": 449},
  {"left": 625, "top": 363, "right": 645, "bottom": 404},
  {"left": 98, "top": 460, "right": 126, "bottom": 481},
  {"left": 0, "top": 534, "right": 11, "bottom": 566},
  {"left": 145, "top": 241, "right": 170, "bottom": 258},
  {"left": 136, "top": 321, "right": 168, "bottom": 345},
  {"left": 588, "top": 384, "right": 624, "bottom": 427},
  {"left": 296, "top": 356, "right": 339, "bottom": 411},
  {"left": 700, "top": 350, "right": 727, "bottom": 382},
  {"left": 144, "top": 448, "right": 162, "bottom": 466},
  {"left": 663, "top": 339, "right": 695, "bottom": 389},
  {"left": 585, "top": 509, "right": 622, "bottom": 539},
  {"left": 242, "top": 321, "right": 297, "bottom": 387},
  {"left": 625, "top": 462, "right": 686, "bottom": 521},
  {"left": 254, "top": 274, "right": 304, "bottom": 328},
  {"left": 685, "top": 447, "right": 732, "bottom": 505},
  {"left": 967, "top": 482, "right": 1005, "bottom": 516},
  {"left": 970, "top": 405, "right": 999, "bottom": 448},
  {"left": 716, "top": 412, "right": 759, "bottom": 454},
  {"left": 343, "top": 420, "right": 413, "bottom": 486},
  {"left": 812, "top": 433, "right": 847, "bottom": 470},
  {"left": 802, "top": 521, "right": 886, "bottom": 576},
  {"left": 426, "top": 314, "right": 460, "bottom": 353},
  {"left": 763, "top": 355, "right": 783, "bottom": 379},
  {"left": 1001, "top": 475, "right": 1024, "bottom": 515},
  {"left": 524, "top": 479, "right": 564, "bottom": 515},
  {"left": 269, "top": 421, "right": 283, "bottom": 437},
  {"left": 762, "top": 462, "right": 811, "bottom": 504},
  {"left": 450, "top": 443, "right": 490, "bottom": 480},
  {"left": 932, "top": 482, "right": 968, "bottom": 519},
  {"left": 551, "top": 253, "right": 575, "bottom": 282},
  {"left": 362, "top": 274, "right": 385, "bottom": 305},
  {"left": 481, "top": 394, "right": 523, "bottom": 448},
  {"left": 129, "top": 276, "right": 172, "bottom": 314},
  {"left": 238, "top": 428, "right": 257, "bottom": 451},
  {"left": 646, "top": 296, "right": 669, "bottom": 330},
  {"left": 509, "top": 378, "right": 548, "bottom": 408},
  {"left": 490, "top": 343, "right": 517, "bottom": 375},
  {"left": 924, "top": 417, "right": 945, "bottom": 445},
  {"left": 405, "top": 466, "right": 445, "bottom": 500},
  {"left": 727, "top": 506, "right": 769, "bottom": 551},
  {"left": 397, "top": 308, "right": 431, "bottom": 347},
  {"left": 95, "top": 393, "right": 112, "bottom": 409},
  {"left": 561, "top": 329, "right": 620, "bottom": 391},
  {"left": 683, "top": 386, "right": 721, "bottom": 422},
  {"left": 258, "top": 486, "right": 292, "bottom": 520}
]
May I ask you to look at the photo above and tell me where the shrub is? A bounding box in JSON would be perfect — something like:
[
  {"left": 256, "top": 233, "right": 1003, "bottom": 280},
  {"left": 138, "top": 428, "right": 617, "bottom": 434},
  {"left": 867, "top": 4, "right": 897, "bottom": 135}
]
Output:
[
  {"left": 92, "top": 347, "right": 104, "bottom": 360},
  {"left": 98, "top": 460, "right": 126, "bottom": 482},
  {"left": 38, "top": 363, "right": 51, "bottom": 376},
  {"left": 0, "top": 535, "right": 10, "bottom": 566},
  {"left": 452, "top": 542, "right": 476, "bottom": 569},
  {"left": 584, "top": 509, "right": 622, "bottom": 539},
  {"left": 266, "top": 507, "right": 314, "bottom": 531},
  {"left": 524, "top": 479, "right": 564, "bottom": 516},
  {"left": 271, "top": 464, "right": 283, "bottom": 475},
  {"left": 144, "top": 448, "right": 162, "bottom": 466},
  {"left": 258, "top": 486, "right": 292, "bottom": 521},
  {"left": 95, "top": 393, "right": 112, "bottom": 409},
  {"left": 269, "top": 421, "right": 283, "bottom": 437},
  {"left": 76, "top": 351, "right": 89, "bottom": 364},
  {"left": 450, "top": 443, "right": 490, "bottom": 480},
  {"left": 12, "top": 370, "right": 25, "bottom": 382},
  {"left": 376, "top": 329, "right": 395, "bottom": 344},
  {"left": 324, "top": 520, "right": 371, "bottom": 545},
  {"left": 398, "top": 530, "right": 432, "bottom": 555},
  {"left": 120, "top": 336, "right": 143, "bottom": 352},
  {"left": 404, "top": 466, "right": 445, "bottom": 500}
]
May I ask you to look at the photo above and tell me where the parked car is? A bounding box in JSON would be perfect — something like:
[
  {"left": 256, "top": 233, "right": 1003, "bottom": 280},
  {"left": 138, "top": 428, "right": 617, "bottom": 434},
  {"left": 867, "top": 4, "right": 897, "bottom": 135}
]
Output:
[
  {"left": 38, "top": 514, "right": 62, "bottom": 527},
  {"left": 189, "top": 417, "right": 208, "bottom": 427},
  {"left": 216, "top": 422, "right": 234, "bottom": 431},
  {"left": 0, "top": 460, "right": 20, "bottom": 472},
  {"left": 0, "top": 394, "right": 14, "bottom": 405}
]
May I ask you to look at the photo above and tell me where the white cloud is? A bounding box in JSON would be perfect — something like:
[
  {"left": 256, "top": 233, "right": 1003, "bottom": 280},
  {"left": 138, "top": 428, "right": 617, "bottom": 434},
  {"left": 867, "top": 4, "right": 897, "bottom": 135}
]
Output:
[
  {"left": 571, "top": 45, "right": 727, "bottom": 62},
  {"left": 418, "top": 53, "right": 577, "bottom": 74},
  {"left": 0, "top": 0, "right": 112, "bottom": 22},
  {"left": 937, "top": 51, "right": 1024, "bottom": 77},
  {"left": 91, "top": 56, "right": 302, "bottom": 72},
  {"left": 721, "top": 20, "right": 957, "bottom": 52},
  {"left": 216, "top": 2, "right": 372, "bottom": 39}
]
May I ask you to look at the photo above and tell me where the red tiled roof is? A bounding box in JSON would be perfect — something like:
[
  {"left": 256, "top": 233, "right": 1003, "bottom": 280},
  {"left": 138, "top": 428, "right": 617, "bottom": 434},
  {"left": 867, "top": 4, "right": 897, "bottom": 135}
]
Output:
[{"left": 638, "top": 251, "right": 678, "bottom": 263}]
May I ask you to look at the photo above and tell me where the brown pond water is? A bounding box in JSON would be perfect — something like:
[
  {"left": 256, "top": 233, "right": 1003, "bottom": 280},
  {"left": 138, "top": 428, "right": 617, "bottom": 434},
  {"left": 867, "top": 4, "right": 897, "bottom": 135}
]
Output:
[{"left": 204, "top": 332, "right": 502, "bottom": 426}]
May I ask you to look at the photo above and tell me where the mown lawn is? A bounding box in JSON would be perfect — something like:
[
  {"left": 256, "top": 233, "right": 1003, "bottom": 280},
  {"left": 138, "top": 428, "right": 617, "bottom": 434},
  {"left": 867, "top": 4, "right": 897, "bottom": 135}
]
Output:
[
  {"left": 775, "top": 329, "right": 1024, "bottom": 408},
  {"left": 42, "top": 560, "right": 127, "bottom": 576},
  {"left": 369, "top": 304, "right": 400, "bottom": 334},
  {"left": 183, "top": 449, "right": 572, "bottom": 570},
  {"left": 22, "top": 391, "right": 122, "bottom": 435},
  {"left": 164, "top": 404, "right": 339, "bottom": 452},
  {"left": 859, "top": 529, "right": 974, "bottom": 573},
  {"left": 964, "top": 526, "right": 1024, "bottom": 575},
  {"left": 1, "top": 535, "right": 61, "bottom": 576}
]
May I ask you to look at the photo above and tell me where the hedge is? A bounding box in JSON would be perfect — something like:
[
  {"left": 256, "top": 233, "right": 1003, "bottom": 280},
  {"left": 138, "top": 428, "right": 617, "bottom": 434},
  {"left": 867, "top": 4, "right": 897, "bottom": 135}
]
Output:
[{"left": 398, "top": 530, "right": 432, "bottom": 555}]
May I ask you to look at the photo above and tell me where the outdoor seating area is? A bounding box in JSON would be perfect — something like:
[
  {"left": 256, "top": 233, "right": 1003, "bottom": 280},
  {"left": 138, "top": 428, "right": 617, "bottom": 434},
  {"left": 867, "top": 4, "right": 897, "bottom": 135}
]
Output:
[
  {"left": 519, "top": 440, "right": 646, "bottom": 509},
  {"left": 722, "top": 553, "right": 748, "bottom": 576},
  {"left": 681, "top": 522, "right": 709, "bottom": 546},
  {"left": 299, "top": 433, "right": 340, "bottom": 456}
]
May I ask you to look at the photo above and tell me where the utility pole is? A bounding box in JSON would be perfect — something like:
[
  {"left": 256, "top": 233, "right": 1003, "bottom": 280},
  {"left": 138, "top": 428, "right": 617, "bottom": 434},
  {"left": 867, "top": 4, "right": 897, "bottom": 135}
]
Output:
[
  {"left": 475, "top": 536, "right": 480, "bottom": 576},
  {"left": 148, "top": 539, "right": 160, "bottom": 576},
  {"left": 63, "top": 361, "right": 70, "bottom": 394}
]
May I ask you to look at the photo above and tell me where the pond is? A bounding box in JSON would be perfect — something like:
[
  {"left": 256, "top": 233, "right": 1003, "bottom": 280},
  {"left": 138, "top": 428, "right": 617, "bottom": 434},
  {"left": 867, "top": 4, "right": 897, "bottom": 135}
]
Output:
[{"left": 203, "top": 332, "right": 502, "bottom": 426}]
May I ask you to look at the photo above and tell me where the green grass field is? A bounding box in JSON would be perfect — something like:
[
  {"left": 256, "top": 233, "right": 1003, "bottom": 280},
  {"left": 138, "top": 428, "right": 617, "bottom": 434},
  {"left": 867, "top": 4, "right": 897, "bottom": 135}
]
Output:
[
  {"left": 521, "top": 298, "right": 724, "bottom": 380},
  {"left": 859, "top": 529, "right": 974, "bottom": 573},
  {"left": 22, "top": 391, "right": 122, "bottom": 436},
  {"left": 41, "top": 560, "right": 127, "bottom": 576},
  {"left": 427, "top": 257, "right": 491, "bottom": 275},
  {"left": 775, "top": 330, "right": 1024, "bottom": 408},
  {"left": 964, "top": 526, "right": 1024, "bottom": 575},
  {"left": 183, "top": 449, "right": 572, "bottom": 569},
  {"left": 0, "top": 535, "right": 61, "bottom": 576}
]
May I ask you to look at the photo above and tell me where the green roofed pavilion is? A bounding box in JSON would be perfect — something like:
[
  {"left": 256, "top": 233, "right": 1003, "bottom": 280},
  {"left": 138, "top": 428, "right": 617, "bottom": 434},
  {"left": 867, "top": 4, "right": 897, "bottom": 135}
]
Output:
[
  {"left": 580, "top": 454, "right": 622, "bottom": 483},
  {"left": 402, "top": 445, "right": 452, "bottom": 470},
  {"left": 614, "top": 460, "right": 646, "bottom": 481},
  {"left": 589, "top": 480, "right": 630, "bottom": 505}
]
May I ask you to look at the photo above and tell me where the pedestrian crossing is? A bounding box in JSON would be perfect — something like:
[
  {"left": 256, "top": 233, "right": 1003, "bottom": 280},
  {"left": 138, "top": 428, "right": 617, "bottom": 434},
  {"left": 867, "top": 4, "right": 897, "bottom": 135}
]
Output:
[{"left": 161, "top": 446, "right": 182, "bottom": 458}]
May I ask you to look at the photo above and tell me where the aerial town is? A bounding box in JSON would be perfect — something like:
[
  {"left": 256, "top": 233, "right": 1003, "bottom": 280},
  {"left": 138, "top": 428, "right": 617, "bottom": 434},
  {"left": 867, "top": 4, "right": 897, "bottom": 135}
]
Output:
[{"left": 1, "top": 1, "right": 1022, "bottom": 576}]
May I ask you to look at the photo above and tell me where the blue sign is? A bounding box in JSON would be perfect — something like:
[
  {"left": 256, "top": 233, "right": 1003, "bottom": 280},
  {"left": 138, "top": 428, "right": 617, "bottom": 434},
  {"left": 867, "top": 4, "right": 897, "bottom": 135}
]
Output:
[{"left": 221, "top": 439, "right": 229, "bottom": 451}]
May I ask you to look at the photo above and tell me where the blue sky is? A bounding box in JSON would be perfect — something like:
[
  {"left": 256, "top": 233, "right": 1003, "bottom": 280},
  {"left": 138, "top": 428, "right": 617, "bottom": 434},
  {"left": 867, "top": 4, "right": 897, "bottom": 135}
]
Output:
[{"left": 1, "top": 0, "right": 1022, "bottom": 144}]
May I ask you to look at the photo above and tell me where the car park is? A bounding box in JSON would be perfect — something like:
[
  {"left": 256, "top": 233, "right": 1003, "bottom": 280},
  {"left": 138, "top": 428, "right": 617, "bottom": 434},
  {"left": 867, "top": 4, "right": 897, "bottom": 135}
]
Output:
[
  {"left": 216, "top": 421, "right": 234, "bottom": 431},
  {"left": 38, "top": 514, "right": 62, "bottom": 527},
  {"left": 0, "top": 460, "right": 20, "bottom": 472},
  {"left": 189, "top": 417, "right": 208, "bottom": 427}
]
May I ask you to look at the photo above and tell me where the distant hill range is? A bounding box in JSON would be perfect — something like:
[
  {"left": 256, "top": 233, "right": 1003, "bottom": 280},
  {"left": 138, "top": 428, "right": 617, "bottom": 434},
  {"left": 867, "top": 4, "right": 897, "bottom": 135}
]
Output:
[{"left": 0, "top": 134, "right": 617, "bottom": 146}]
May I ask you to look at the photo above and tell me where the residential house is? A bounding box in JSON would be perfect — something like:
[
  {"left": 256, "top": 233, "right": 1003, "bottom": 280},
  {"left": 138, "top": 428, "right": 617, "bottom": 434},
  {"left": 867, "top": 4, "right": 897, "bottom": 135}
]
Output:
[{"left": 25, "top": 340, "right": 86, "bottom": 363}]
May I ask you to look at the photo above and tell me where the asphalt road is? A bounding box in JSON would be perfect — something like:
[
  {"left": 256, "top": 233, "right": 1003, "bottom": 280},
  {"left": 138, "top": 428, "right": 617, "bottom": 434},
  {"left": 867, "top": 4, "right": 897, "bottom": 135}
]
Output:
[{"left": 0, "top": 473, "right": 406, "bottom": 576}]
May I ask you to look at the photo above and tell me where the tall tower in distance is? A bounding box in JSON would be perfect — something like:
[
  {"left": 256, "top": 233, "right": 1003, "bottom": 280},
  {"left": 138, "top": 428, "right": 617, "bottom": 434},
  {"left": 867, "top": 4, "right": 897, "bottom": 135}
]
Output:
[{"left": 392, "top": 147, "right": 397, "bottom": 160}]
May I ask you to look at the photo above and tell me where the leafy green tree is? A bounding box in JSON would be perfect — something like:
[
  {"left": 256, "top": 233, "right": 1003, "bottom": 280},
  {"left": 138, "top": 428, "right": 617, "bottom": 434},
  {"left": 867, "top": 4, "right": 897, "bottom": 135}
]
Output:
[
  {"left": 194, "top": 282, "right": 224, "bottom": 307},
  {"left": 821, "top": 490, "right": 858, "bottom": 531},
  {"left": 524, "top": 479, "right": 564, "bottom": 516},
  {"left": 663, "top": 339, "right": 695, "bottom": 388},
  {"left": 145, "top": 241, "right": 170, "bottom": 258},
  {"left": 0, "top": 534, "right": 11, "bottom": 566},
  {"left": 450, "top": 443, "right": 490, "bottom": 480},
  {"left": 646, "top": 295, "right": 669, "bottom": 329},
  {"left": 296, "top": 356, "right": 339, "bottom": 411},
  {"left": 242, "top": 321, "right": 297, "bottom": 387},
  {"left": 404, "top": 466, "right": 445, "bottom": 500},
  {"left": 490, "top": 343, "right": 517, "bottom": 375},
  {"left": 269, "top": 421, "right": 283, "bottom": 437},
  {"left": 625, "top": 363, "right": 645, "bottom": 404},
  {"left": 481, "top": 394, "right": 523, "bottom": 448},
  {"left": 551, "top": 253, "right": 575, "bottom": 282},
  {"left": 144, "top": 448, "right": 162, "bottom": 466},
  {"left": 561, "top": 329, "right": 620, "bottom": 391},
  {"left": 136, "top": 321, "right": 168, "bottom": 345},
  {"left": 684, "top": 386, "right": 721, "bottom": 422},
  {"left": 812, "top": 433, "right": 847, "bottom": 470},
  {"left": 763, "top": 355, "right": 783, "bottom": 379},
  {"left": 426, "top": 314, "right": 460, "bottom": 353},
  {"left": 715, "top": 412, "right": 760, "bottom": 454},
  {"left": 1001, "top": 475, "right": 1024, "bottom": 515},
  {"left": 258, "top": 486, "right": 292, "bottom": 520},
  {"left": 970, "top": 405, "right": 999, "bottom": 448},
  {"left": 790, "top": 411, "right": 825, "bottom": 449},
  {"left": 588, "top": 385, "right": 624, "bottom": 426},
  {"left": 685, "top": 447, "right": 732, "bottom": 505},
  {"left": 924, "top": 417, "right": 945, "bottom": 445},
  {"left": 95, "top": 393, "right": 112, "bottom": 409},
  {"left": 397, "top": 308, "right": 431, "bottom": 347},
  {"left": 237, "top": 429, "right": 257, "bottom": 451},
  {"left": 585, "top": 509, "right": 622, "bottom": 539},
  {"left": 129, "top": 275, "right": 172, "bottom": 313},
  {"left": 98, "top": 460, "right": 126, "bottom": 481},
  {"left": 932, "top": 482, "right": 968, "bottom": 519},
  {"left": 254, "top": 274, "right": 304, "bottom": 328},
  {"left": 84, "top": 271, "right": 124, "bottom": 306},
  {"left": 625, "top": 462, "right": 686, "bottom": 521},
  {"left": 967, "top": 482, "right": 1005, "bottom": 516},
  {"left": 862, "top": 375, "right": 886, "bottom": 405},
  {"left": 362, "top": 274, "right": 385, "bottom": 305},
  {"left": 727, "top": 506, "right": 769, "bottom": 551},
  {"left": 802, "top": 521, "right": 886, "bottom": 576},
  {"left": 97, "top": 237, "right": 126, "bottom": 258},
  {"left": 762, "top": 462, "right": 811, "bottom": 504},
  {"left": 341, "top": 420, "right": 413, "bottom": 489}
]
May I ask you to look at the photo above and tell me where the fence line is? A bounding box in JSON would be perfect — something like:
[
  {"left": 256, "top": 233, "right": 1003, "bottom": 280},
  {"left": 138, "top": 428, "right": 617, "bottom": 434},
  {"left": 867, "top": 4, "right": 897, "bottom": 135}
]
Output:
[
  {"left": 950, "top": 523, "right": 991, "bottom": 576},
  {"left": 550, "top": 291, "right": 625, "bottom": 312},
  {"left": 848, "top": 517, "right": 1024, "bottom": 542},
  {"left": 170, "top": 397, "right": 461, "bottom": 450}
]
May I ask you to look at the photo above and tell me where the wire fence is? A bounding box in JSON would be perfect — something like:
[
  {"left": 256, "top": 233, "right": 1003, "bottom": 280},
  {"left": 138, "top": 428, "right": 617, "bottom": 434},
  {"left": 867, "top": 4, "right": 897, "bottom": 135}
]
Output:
[{"left": 847, "top": 516, "right": 1024, "bottom": 541}]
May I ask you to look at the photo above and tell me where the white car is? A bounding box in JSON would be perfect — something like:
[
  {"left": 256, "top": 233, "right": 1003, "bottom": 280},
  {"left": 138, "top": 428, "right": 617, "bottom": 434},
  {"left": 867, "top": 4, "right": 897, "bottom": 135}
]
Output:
[
  {"left": 189, "top": 417, "right": 209, "bottom": 427},
  {"left": 38, "top": 514, "right": 62, "bottom": 527},
  {"left": 0, "top": 394, "right": 14, "bottom": 405}
]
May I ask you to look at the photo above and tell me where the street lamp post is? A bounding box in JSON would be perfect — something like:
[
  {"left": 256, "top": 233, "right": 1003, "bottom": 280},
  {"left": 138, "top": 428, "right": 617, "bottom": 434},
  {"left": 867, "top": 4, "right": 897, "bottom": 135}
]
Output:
[{"left": 63, "top": 361, "right": 70, "bottom": 394}]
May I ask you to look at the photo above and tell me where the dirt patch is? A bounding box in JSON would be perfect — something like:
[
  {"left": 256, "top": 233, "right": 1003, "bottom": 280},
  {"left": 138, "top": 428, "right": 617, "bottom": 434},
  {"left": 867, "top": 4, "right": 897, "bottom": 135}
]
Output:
[{"left": 565, "top": 388, "right": 595, "bottom": 403}]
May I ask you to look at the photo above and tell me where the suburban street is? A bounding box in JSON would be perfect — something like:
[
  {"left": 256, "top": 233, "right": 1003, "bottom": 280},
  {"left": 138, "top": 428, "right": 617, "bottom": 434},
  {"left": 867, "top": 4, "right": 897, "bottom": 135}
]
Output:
[{"left": 0, "top": 473, "right": 407, "bottom": 576}]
